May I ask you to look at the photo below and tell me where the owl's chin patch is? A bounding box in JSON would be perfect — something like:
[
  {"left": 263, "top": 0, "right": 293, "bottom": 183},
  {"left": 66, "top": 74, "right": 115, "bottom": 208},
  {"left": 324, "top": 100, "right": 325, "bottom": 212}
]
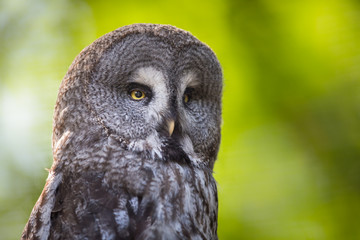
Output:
[{"left": 126, "top": 132, "right": 192, "bottom": 165}]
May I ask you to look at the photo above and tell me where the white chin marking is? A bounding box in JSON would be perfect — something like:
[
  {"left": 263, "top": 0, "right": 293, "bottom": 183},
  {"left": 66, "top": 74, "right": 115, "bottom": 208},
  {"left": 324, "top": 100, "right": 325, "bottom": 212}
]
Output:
[
  {"left": 128, "top": 133, "right": 163, "bottom": 159},
  {"left": 128, "top": 133, "right": 202, "bottom": 164}
]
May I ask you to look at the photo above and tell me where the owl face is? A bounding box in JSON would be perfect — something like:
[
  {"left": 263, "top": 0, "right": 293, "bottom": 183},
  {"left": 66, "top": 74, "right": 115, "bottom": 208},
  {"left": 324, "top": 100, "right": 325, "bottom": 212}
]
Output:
[
  {"left": 52, "top": 25, "right": 222, "bottom": 169},
  {"left": 85, "top": 32, "right": 222, "bottom": 166}
]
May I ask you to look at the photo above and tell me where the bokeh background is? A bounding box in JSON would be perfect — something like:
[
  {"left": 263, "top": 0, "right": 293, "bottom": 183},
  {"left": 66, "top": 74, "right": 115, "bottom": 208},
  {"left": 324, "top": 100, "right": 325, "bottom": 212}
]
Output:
[{"left": 1, "top": 0, "right": 360, "bottom": 239}]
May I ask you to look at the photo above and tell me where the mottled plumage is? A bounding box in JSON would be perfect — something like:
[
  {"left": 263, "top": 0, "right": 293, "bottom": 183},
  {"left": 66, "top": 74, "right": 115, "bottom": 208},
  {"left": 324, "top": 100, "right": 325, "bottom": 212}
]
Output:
[{"left": 22, "top": 24, "right": 222, "bottom": 240}]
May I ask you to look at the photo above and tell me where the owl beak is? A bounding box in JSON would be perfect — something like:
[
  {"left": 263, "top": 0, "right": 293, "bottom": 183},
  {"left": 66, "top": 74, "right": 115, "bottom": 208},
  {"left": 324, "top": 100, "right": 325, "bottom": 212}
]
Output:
[{"left": 168, "top": 120, "right": 175, "bottom": 136}]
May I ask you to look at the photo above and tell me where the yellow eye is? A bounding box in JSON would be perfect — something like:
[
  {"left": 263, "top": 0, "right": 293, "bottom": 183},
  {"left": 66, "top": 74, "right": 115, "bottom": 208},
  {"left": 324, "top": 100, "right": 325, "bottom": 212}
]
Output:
[
  {"left": 130, "top": 90, "right": 145, "bottom": 100},
  {"left": 183, "top": 94, "right": 189, "bottom": 103}
]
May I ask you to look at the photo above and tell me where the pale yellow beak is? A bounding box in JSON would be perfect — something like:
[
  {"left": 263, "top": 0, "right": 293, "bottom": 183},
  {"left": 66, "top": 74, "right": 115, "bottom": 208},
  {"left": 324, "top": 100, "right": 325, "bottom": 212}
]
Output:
[{"left": 168, "top": 120, "right": 175, "bottom": 136}]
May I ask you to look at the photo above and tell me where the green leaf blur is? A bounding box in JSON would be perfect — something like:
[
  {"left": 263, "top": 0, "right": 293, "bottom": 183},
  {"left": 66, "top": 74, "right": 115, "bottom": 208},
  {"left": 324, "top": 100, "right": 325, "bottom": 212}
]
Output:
[{"left": 1, "top": 0, "right": 360, "bottom": 239}]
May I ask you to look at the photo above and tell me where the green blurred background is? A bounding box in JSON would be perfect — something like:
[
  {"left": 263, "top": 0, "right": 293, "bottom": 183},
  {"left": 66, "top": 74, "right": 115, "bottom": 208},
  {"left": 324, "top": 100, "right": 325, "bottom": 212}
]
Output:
[{"left": 1, "top": 0, "right": 360, "bottom": 239}]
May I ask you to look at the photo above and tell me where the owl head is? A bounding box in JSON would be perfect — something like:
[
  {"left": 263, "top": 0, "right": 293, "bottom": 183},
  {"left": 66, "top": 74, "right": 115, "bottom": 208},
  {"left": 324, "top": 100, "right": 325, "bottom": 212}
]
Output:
[{"left": 52, "top": 24, "right": 222, "bottom": 169}]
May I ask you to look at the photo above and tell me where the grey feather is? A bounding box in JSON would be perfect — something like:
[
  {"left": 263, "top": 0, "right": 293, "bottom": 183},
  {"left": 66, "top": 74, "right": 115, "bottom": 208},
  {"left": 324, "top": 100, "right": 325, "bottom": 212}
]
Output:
[{"left": 22, "top": 24, "right": 222, "bottom": 240}]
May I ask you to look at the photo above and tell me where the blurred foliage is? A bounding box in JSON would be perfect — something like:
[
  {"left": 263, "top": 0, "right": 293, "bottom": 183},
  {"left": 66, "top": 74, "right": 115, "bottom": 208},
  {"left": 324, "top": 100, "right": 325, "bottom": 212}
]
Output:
[{"left": 1, "top": 0, "right": 360, "bottom": 239}]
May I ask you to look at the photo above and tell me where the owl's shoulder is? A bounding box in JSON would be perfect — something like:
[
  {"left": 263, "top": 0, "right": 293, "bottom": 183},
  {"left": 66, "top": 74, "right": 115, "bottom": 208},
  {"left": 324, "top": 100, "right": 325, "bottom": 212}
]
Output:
[{"left": 48, "top": 170, "right": 139, "bottom": 239}]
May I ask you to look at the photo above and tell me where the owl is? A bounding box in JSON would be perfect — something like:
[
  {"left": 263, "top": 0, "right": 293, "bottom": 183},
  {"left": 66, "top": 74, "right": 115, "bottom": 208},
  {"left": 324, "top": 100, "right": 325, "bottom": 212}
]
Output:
[{"left": 22, "top": 24, "right": 222, "bottom": 240}]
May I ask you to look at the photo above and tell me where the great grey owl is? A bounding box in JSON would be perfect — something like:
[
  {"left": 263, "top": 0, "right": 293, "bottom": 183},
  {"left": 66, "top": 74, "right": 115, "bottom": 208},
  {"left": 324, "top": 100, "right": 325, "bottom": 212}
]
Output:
[{"left": 22, "top": 23, "right": 222, "bottom": 240}]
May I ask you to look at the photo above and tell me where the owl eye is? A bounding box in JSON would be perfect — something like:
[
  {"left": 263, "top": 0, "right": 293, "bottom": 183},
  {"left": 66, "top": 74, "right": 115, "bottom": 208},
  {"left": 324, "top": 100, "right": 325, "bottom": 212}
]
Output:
[
  {"left": 183, "top": 94, "right": 189, "bottom": 103},
  {"left": 183, "top": 87, "right": 194, "bottom": 104},
  {"left": 130, "top": 90, "right": 146, "bottom": 100}
]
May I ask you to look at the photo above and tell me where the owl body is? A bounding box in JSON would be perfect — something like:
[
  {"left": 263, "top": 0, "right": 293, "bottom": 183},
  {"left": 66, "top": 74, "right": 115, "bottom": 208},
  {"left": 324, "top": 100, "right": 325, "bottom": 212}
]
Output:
[{"left": 22, "top": 24, "right": 222, "bottom": 240}]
